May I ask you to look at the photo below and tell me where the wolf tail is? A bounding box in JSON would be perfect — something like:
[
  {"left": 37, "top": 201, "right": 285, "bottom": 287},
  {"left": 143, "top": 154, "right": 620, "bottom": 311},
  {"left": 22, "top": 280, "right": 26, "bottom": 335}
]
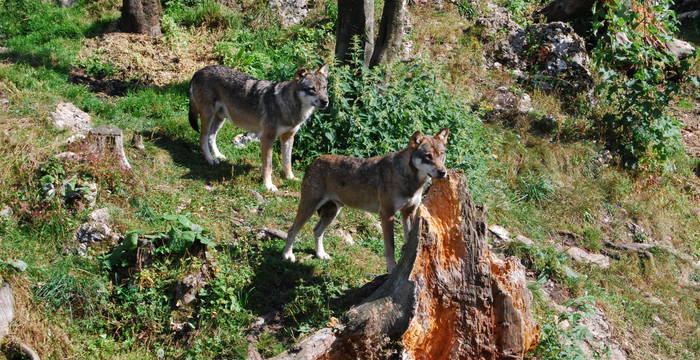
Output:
[{"left": 188, "top": 84, "right": 199, "bottom": 132}]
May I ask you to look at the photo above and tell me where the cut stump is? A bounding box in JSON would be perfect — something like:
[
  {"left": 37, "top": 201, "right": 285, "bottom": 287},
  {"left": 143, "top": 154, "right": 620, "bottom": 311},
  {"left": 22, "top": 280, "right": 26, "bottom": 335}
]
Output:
[
  {"left": 87, "top": 125, "right": 132, "bottom": 170},
  {"left": 270, "top": 170, "right": 539, "bottom": 359}
]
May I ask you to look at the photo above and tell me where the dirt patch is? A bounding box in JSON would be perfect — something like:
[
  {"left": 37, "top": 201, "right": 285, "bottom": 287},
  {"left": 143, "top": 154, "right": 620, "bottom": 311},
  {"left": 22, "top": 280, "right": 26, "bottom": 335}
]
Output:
[
  {"left": 675, "top": 99, "right": 700, "bottom": 158},
  {"left": 78, "top": 30, "right": 220, "bottom": 88}
]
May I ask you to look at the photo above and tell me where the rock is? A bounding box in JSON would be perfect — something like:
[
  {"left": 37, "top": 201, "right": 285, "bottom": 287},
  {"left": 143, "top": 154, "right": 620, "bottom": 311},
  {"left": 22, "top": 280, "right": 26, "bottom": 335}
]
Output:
[
  {"left": 678, "top": 10, "right": 700, "bottom": 21},
  {"left": 335, "top": 229, "right": 354, "bottom": 245},
  {"left": 0, "top": 282, "right": 14, "bottom": 341},
  {"left": 6, "top": 259, "right": 27, "bottom": 272},
  {"left": 524, "top": 22, "right": 593, "bottom": 95},
  {"left": 232, "top": 132, "right": 259, "bottom": 148},
  {"left": 55, "top": 151, "right": 80, "bottom": 161},
  {"left": 268, "top": 0, "right": 310, "bottom": 26},
  {"left": 476, "top": 4, "right": 527, "bottom": 69},
  {"left": 132, "top": 133, "right": 145, "bottom": 150},
  {"left": 250, "top": 189, "right": 265, "bottom": 204},
  {"left": 58, "top": 0, "right": 78, "bottom": 6},
  {"left": 577, "top": 307, "right": 627, "bottom": 360},
  {"left": 566, "top": 247, "right": 611, "bottom": 269},
  {"left": 174, "top": 264, "right": 212, "bottom": 307},
  {"left": 74, "top": 207, "right": 121, "bottom": 256},
  {"left": 488, "top": 224, "right": 534, "bottom": 246},
  {"left": 515, "top": 234, "right": 534, "bottom": 246},
  {"left": 0, "top": 205, "right": 12, "bottom": 218},
  {"left": 66, "top": 133, "right": 86, "bottom": 144},
  {"left": 491, "top": 86, "right": 533, "bottom": 113},
  {"left": 666, "top": 38, "right": 696, "bottom": 60},
  {"left": 50, "top": 102, "right": 92, "bottom": 134},
  {"left": 60, "top": 176, "right": 98, "bottom": 208}
]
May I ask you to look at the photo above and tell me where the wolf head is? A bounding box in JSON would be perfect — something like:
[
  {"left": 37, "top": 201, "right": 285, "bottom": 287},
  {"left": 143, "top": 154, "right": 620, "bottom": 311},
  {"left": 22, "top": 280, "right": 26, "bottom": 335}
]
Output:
[
  {"left": 409, "top": 128, "right": 449, "bottom": 179},
  {"left": 295, "top": 64, "right": 330, "bottom": 109}
]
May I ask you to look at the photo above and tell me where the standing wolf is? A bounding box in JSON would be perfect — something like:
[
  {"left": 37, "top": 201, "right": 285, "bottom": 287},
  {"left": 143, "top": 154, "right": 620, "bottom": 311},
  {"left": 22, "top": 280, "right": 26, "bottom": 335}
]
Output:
[
  {"left": 188, "top": 64, "right": 329, "bottom": 191},
  {"left": 282, "top": 128, "right": 450, "bottom": 273}
]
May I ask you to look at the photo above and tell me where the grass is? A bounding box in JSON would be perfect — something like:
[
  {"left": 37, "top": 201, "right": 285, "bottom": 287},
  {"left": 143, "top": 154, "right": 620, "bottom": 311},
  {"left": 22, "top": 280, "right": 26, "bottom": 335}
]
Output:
[{"left": 0, "top": 0, "right": 699, "bottom": 359}]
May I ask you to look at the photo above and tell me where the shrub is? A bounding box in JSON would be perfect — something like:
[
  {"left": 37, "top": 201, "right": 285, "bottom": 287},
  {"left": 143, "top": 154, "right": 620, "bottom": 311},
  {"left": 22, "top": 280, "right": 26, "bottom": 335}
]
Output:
[
  {"left": 592, "top": 0, "right": 695, "bottom": 168},
  {"left": 295, "top": 45, "right": 490, "bottom": 194}
]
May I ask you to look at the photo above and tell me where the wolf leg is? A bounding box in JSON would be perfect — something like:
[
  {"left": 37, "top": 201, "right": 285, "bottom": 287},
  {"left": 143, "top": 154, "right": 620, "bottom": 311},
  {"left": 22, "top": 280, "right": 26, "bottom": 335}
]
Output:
[
  {"left": 313, "top": 201, "right": 341, "bottom": 260},
  {"left": 380, "top": 212, "right": 397, "bottom": 273},
  {"left": 208, "top": 108, "right": 227, "bottom": 161},
  {"left": 280, "top": 132, "right": 297, "bottom": 180},
  {"left": 199, "top": 107, "right": 218, "bottom": 165},
  {"left": 260, "top": 133, "right": 277, "bottom": 192},
  {"left": 283, "top": 195, "right": 323, "bottom": 262}
]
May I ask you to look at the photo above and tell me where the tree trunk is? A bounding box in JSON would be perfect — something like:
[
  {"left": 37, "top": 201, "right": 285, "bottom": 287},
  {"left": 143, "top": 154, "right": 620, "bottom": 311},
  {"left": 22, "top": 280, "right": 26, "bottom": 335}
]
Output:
[
  {"left": 269, "top": 170, "right": 540, "bottom": 360},
  {"left": 369, "top": 0, "right": 408, "bottom": 67},
  {"left": 537, "top": 0, "right": 595, "bottom": 22},
  {"left": 120, "top": 0, "right": 162, "bottom": 37},
  {"left": 335, "top": 0, "right": 375, "bottom": 66}
]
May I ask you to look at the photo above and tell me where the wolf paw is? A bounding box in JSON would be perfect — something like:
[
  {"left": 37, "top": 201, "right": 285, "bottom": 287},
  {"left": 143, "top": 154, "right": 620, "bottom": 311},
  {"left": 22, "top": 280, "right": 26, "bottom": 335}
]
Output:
[
  {"left": 214, "top": 154, "right": 227, "bottom": 161},
  {"left": 207, "top": 158, "right": 220, "bottom": 166},
  {"left": 282, "top": 252, "right": 296, "bottom": 262},
  {"left": 264, "top": 183, "right": 278, "bottom": 192},
  {"left": 316, "top": 250, "right": 331, "bottom": 260}
]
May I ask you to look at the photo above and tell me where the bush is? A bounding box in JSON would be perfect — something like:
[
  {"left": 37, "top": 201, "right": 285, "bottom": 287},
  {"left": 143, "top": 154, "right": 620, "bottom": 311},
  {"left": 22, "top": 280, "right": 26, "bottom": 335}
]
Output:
[
  {"left": 295, "top": 46, "right": 490, "bottom": 193},
  {"left": 592, "top": 0, "right": 695, "bottom": 168}
]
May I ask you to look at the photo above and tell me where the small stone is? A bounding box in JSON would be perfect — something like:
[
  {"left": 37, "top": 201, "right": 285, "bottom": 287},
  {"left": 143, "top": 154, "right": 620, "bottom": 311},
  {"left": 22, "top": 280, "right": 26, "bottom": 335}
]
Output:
[
  {"left": 132, "top": 134, "right": 145, "bottom": 150},
  {"left": 250, "top": 189, "right": 265, "bottom": 204},
  {"left": 488, "top": 224, "right": 511, "bottom": 242},
  {"left": 7, "top": 259, "right": 27, "bottom": 272},
  {"left": 666, "top": 38, "right": 695, "bottom": 59},
  {"left": 66, "top": 133, "right": 86, "bottom": 144},
  {"left": 0, "top": 205, "right": 12, "bottom": 218},
  {"left": 515, "top": 234, "right": 534, "bottom": 246},
  {"left": 336, "top": 229, "right": 354, "bottom": 245},
  {"left": 232, "top": 133, "right": 259, "bottom": 148},
  {"left": 567, "top": 247, "right": 611, "bottom": 269},
  {"left": 55, "top": 151, "right": 80, "bottom": 161}
]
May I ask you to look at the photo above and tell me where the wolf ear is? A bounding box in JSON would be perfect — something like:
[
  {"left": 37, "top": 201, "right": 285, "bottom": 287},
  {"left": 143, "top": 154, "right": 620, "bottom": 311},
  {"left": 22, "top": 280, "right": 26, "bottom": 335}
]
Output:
[
  {"left": 294, "top": 68, "right": 308, "bottom": 81},
  {"left": 409, "top": 131, "right": 425, "bottom": 149},
  {"left": 435, "top": 127, "right": 449, "bottom": 144},
  {"left": 318, "top": 64, "right": 329, "bottom": 77}
]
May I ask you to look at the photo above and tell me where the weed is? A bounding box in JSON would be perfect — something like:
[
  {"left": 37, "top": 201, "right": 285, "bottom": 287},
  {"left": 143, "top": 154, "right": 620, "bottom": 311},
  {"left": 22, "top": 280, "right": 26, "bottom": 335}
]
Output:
[{"left": 517, "top": 171, "right": 555, "bottom": 203}]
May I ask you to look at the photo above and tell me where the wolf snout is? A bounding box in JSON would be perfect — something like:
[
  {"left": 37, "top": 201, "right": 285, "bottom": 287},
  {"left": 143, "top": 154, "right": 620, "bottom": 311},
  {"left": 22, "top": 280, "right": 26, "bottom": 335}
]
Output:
[
  {"left": 436, "top": 169, "right": 447, "bottom": 178},
  {"left": 318, "top": 99, "right": 329, "bottom": 108}
]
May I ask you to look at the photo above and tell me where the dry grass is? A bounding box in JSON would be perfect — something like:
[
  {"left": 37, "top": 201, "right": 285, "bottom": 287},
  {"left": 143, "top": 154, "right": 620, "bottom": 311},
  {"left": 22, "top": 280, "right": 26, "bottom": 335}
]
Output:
[{"left": 78, "top": 29, "right": 221, "bottom": 87}]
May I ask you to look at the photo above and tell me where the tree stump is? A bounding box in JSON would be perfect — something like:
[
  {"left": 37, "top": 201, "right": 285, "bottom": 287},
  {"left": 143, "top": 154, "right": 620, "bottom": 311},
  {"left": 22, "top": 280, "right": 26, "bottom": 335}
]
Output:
[
  {"left": 270, "top": 170, "right": 540, "bottom": 359},
  {"left": 87, "top": 125, "right": 132, "bottom": 170},
  {"left": 119, "top": 0, "right": 162, "bottom": 37}
]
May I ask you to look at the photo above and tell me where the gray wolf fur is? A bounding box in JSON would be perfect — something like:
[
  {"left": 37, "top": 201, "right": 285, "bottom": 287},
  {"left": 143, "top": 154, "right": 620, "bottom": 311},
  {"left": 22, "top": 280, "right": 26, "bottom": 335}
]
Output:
[
  {"left": 282, "top": 128, "right": 450, "bottom": 273},
  {"left": 188, "top": 64, "right": 329, "bottom": 191}
]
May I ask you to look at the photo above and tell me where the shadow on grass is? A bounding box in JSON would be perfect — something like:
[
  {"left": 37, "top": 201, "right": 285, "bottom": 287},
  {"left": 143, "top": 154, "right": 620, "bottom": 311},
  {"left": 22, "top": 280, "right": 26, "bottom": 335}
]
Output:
[{"left": 146, "top": 128, "right": 256, "bottom": 183}]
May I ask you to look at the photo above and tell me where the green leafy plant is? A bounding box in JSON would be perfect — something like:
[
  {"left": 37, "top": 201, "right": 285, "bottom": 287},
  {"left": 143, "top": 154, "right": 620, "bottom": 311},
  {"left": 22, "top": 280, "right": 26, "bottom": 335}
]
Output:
[
  {"left": 296, "top": 41, "right": 490, "bottom": 194},
  {"left": 592, "top": 0, "right": 695, "bottom": 168}
]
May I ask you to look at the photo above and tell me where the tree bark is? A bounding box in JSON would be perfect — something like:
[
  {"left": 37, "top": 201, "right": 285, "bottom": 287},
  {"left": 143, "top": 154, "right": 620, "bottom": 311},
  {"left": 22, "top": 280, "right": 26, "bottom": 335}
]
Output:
[
  {"left": 335, "top": 0, "right": 375, "bottom": 66},
  {"left": 369, "top": 0, "right": 408, "bottom": 67},
  {"left": 537, "top": 0, "right": 595, "bottom": 22},
  {"left": 120, "top": 0, "right": 162, "bottom": 37},
  {"left": 87, "top": 125, "right": 132, "bottom": 170},
  {"left": 270, "top": 170, "right": 540, "bottom": 360}
]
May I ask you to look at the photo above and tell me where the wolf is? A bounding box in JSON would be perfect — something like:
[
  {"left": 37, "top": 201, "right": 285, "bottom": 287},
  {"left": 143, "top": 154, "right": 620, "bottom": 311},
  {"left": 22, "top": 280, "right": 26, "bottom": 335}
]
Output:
[
  {"left": 282, "top": 128, "right": 450, "bottom": 272},
  {"left": 188, "top": 64, "right": 329, "bottom": 191}
]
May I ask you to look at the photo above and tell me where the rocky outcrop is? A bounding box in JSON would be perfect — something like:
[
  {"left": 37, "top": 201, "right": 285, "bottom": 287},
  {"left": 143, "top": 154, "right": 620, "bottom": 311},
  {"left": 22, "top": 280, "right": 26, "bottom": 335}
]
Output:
[
  {"left": 268, "top": 170, "right": 539, "bottom": 360},
  {"left": 268, "top": 0, "right": 310, "bottom": 26},
  {"left": 74, "top": 208, "right": 122, "bottom": 256},
  {"left": 476, "top": 6, "right": 593, "bottom": 97}
]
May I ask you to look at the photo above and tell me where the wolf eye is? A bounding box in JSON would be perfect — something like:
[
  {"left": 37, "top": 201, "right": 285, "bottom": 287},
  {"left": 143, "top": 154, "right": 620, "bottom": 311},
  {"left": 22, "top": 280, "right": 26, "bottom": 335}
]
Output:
[{"left": 423, "top": 154, "right": 433, "bottom": 161}]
